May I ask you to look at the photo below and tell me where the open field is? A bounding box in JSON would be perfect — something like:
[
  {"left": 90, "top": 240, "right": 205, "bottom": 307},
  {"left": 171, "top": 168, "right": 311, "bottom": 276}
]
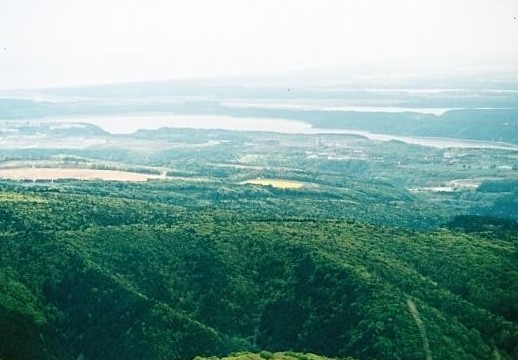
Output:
[
  {"left": 0, "top": 168, "right": 165, "bottom": 182},
  {"left": 242, "top": 178, "right": 306, "bottom": 189}
]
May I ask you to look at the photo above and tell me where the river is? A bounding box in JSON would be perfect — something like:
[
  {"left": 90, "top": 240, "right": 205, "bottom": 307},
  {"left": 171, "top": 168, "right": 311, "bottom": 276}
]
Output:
[{"left": 40, "top": 115, "right": 518, "bottom": 150}]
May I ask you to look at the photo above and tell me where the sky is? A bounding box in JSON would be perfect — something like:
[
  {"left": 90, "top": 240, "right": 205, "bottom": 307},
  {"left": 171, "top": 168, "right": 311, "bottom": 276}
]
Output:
[{"left": 1, "top": 0, "right": 517, "bottom": 89}]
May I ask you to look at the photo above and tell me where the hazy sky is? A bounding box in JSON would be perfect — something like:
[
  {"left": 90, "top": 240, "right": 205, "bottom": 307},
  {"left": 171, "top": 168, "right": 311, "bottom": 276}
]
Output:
[{"left": 1, "top": 0, "right": 517, "bottom": 89}]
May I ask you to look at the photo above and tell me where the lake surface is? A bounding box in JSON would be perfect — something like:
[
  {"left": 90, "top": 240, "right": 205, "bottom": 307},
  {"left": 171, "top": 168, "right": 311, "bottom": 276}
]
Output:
[
  {"left": 222, "top": 102, "right": 454, "bottom": 115},
  {"left": 48, "top": 115, "right": 518, "bottom": 150}
]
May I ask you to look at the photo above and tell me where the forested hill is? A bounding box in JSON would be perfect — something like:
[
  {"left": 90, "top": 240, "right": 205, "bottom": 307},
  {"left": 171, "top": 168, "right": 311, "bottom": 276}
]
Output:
[{"left": 0, "top": 181, "right": 516, "bottom": 360}]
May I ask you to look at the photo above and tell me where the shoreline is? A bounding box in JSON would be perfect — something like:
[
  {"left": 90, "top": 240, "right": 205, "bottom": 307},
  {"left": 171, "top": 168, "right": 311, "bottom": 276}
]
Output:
[{"left": 2, "top": 115, "right": 517, "bottom": 151}]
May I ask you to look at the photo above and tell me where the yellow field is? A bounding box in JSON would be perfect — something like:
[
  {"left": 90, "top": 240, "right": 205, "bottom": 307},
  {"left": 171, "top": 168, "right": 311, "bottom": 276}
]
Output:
[
  {"left": 242, "top": 178, "right": 305, "bottom": 189},
  {"left": 0, "top": 168, "right": 164, "bottom": 182}
]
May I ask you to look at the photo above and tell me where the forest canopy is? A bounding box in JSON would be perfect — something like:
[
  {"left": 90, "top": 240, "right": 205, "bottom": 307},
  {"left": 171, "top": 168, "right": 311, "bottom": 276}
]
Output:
[{"left": 0, "top": 181, "right": 516, "bottom": 360}]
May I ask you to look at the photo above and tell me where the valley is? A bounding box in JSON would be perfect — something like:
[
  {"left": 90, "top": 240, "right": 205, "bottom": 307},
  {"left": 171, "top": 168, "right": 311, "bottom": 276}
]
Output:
[
  {"left": 0, "top": 78, "right": 517, "bottom": 360},
  {"left": 2, "top": 1, "right": 518, "bottom": 359}
]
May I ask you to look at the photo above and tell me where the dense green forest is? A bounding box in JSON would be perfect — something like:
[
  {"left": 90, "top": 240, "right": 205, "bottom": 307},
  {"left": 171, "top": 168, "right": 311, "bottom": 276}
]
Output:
[{"left": 0, "top": 180, "right": 516, "bottom": 360}]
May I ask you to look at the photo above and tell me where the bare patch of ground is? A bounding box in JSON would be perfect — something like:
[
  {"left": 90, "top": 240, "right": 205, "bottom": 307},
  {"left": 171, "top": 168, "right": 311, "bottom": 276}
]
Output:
[
  {"left": 241, "top": 178, "right": 305, "bottom": 189},
  {"left": 0, "top": 168, "right": 165, "bottom": 182}
]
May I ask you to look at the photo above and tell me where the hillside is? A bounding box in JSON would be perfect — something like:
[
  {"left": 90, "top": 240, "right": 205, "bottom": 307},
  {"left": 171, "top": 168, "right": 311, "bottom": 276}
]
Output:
[{"left": 0, "top": 181, "right": 516, "bottom": 360}]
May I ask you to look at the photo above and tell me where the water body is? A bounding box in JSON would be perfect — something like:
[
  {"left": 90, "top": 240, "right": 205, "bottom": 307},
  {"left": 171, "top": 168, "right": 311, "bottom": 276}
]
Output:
[
  {"left": 43, "top": 115, "right": 518, "bottom": 150},
  {"left": 222, "top": 102, "right": 454, "bottom": 115},
  {"left": 318, "top": 88, "right": 518, "bottom": 94}
]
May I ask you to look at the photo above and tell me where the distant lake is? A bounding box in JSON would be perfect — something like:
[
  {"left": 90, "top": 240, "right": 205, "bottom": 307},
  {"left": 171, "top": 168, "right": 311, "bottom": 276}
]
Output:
[
  {"left": 222, "top": 102, "right": 455, "bottom": 115},
  {"left": 50, "top": 115, "right": 518, "bottom": 150},
  {"left": 63, "top": 115, "right": 315, "bottom": 135}
]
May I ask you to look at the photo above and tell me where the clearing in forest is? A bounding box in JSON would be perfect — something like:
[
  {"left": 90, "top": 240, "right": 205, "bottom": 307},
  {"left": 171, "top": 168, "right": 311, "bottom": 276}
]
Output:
[
  {"left": 0, "top": 168, "right": 165, "bottom": 182},
  {"left": 242, "top": 178, "right": 305, "bottom": 189}
]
